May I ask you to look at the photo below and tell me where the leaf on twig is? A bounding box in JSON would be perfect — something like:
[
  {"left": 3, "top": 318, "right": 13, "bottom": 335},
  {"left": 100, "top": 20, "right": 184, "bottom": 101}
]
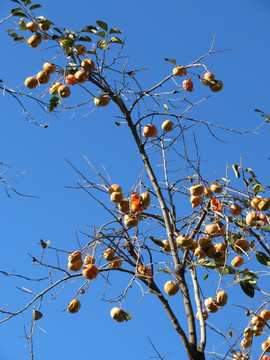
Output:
[
  {"left": 96, "top": 20, "right": 108, "bottom": 32},
  {"left": 256, "top": 251, "right": 270, "bottom": 266},
  {"left": 150, "top": 236, "right": 165, "bottom": 248},
  {"left": 33, "top": 308, "right": 43, "bottom": 321},
  {"left": 165, "top": 58, "right": 176, "bottom": 65},
  {"left": 40, "top": 239, "right": 50, "bottom": 249},
  {"left": 231, "top": 164, "right": 240, "bottom": 179}
]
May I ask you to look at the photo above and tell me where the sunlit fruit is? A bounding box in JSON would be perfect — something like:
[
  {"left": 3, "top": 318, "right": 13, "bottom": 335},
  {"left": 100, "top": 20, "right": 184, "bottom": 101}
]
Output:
[
  {"left": 261, "top": 341, "right": 270, "bottom": 352},
  {"left": 256, "top": 213, "right": 268, "bottom": 227},
  {"left": 201, "top": 72, "right": 215, "bottom": 86},
  {"left": 74, "top": 44, "right": 86, "bottom": 56},
  {"left": 215, "top": 242, "right": 227, "bottom": 253},
  {"left": 137, "top": 265, "right": 152, "bottom": 276},
  {"left": 26, "top": 21, "right": 39, "bottom": 32},
  {"left": 216, "top": 291, "right": 228, "bottom": 307},
  {"left": 24, "top": 76, "right": 38, "bottom": 89},
  {"left": 68, "top": 251, "right": 82, "bottom": 263},
  {"left": 141, "top": 192, "right": 151, "bottom": 209},
  {"left": 206, "top": 245, "right": 216, "bottom": 258},
  {"left": 68, "top": 260, "right": 83, "bottom": 271},
  {"left": 196, "top": 309, "right": 209, "bottom": 321},
  {"left": 230, "top": 204, "right": 242, "bottom": 216},
  {"left": 124, "top": 214, "right": 138, "bottom": 227},
  {"left": 205, "top": 223, "right": 219, "bottom": 237},
  {"left": 49, "top": 82, "right": 61, "bottom": 95},
  {"left": 142, "top": 124, "right": 158, "bottom": 138},
  {"left": 251, "top": 315, "right": 264, "bottom": 327},
  {"left": 82, "top": 264, "right": 99, "bottom": 279},
  {"left": 262, "top": 356, "right": 270, "bottom": 360},
  {"left": 231, "top": 255, "right": 244, "bottom": 268},
  {"left": 204, "top": 297, "right": 219, "bottom": 313},
  {"left": 240, "top": 338, "right": 251, "bottom": 349},
  {"left": 232, "top": 354, "right": 245, "bottom": 360},
  {"left": 94, "top": 95, "right": 110, "bottom": 107},
  {"left": 172, "top": 66, "right": 186, "bottom": 77},
  {"left": 75, "top": 70, "right": 88, "bottom": 84},
  {"left": 162, "top": 240, "right": 171, "bottom": 252},
  {"left": 246, "top": 212, "right": 258, "bottom": 226},
  {"left": 210, "top": 184, "right": 223, "bottom": 193},
  {"left": 161, "top": 120, "right": 174, "bottom": 132},
  {"left": 198, "top": 237, "right": 212, "bottom": 249},
  {"left": 83, "top": 254, "right": 95, "bottom": 265},
  {"left": 176, "top": 235, "right": 193, "bottom": 249},
  {"left": 244, "top": 327, "right": 254, "bottom": 339},
  {"left": 234, "top": 238, "right": 250, "bottom": 254},
  {"left": 251, "top": 197, "right": 261, "bottom": 210},
  {"left": 118, "top": 199, "right": 130, "bottom": 214},
  {"left": 210, "top": 80, "right": 223, "bottom": 92},
  {"left": 110, "top": 191, "right": 123, "bottom": 203},
  {"left": 39, "top": 18, "right": 50, "bottom": 31},
  {"left": 37, "top": 71, "right": 50, "bottom": 84},
  {"left": 43, "top": 62, "right": 56, "bottom": 74},
  {"left": 109, "top": 256, "right": 122, "bottom": 269},
  {"left": 260, "top": 310, "right": 270, "bottom": 321},
  {"left": 182, "top": 79, "right": 193, "bottom": 92},
  {"left": 203, "top": 186, "right": 212, "bottom": 198},
  {"left": 81, "top": 58, "right": 95, "bottom": 72},
  {"left": 258, "top": 198, "right": 270, "bottom": 211},
  {"left": 65, "top": 75, "right": 77, "bottom": 85},
  {"left": 67, "top": 299, "right": 81, "bottom": 313},
  {"left": 164, "top": 280, "right": 179, "bottom": 296},
  {"left": 103, "top": 248, "right": 115, "bottom": 261},
  {"left": 27, "top": 35, "right": 41, "bottom": 48},
  {"left": 190, "top": 184, "right": 204, "bottom": 196},
  {"left": 190, "top": 195, "right": 203, "bottom": 208},
  {"left": 110, "top": 307, "right": 125, "bottom": 322},
  {"left": 194, "top": 247, "right": 207, "bottom": 259},
  {"left": 58, "top": 85, "right": 71, "bottom": 98},
  {"left": 108, "top": 184, "right": 122, "bottom": 194}
]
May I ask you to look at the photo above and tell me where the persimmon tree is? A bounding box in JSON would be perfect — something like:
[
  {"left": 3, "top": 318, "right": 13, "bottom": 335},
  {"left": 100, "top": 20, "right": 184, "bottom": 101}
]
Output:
[{"left": 1, "top": 1, "right": 270, "bottom": 360}]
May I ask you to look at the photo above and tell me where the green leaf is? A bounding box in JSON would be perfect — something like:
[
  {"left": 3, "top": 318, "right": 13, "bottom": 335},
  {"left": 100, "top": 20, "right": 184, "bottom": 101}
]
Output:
[
  {"left": 253, "top": 183, "right": 265, "bottom": 195},
  {"left": 11, "top": 7, "right": 23, "bottom": 13},
  {"left": 24, "top": 0, "right": 31, "bottom": 5},
  {"left": 49, "top": 96, "right": 60, "bottom": 112},
  {"left": 122, "top": 310, "right": 132, "bottom": 321},
  {"left": 40, "top": 239, "right": 48, "bottom": 249},
  {"left": 96, "top": 31, "right": 106, "bottom": 38},
  {"left": 203, "top": 273, "right": 209, "bottom": 280},
  {"left": 240, "top": 281, "right": 255, "bottom": 298},
  {"left": 157, "top": 268, "right": 173, "bottom": 275},
  {"left": 14, "top": 36, "right": 25, "bottom": 41},
  {"left": 245, "top": 168, "right": 255, "bottom": 176},
  {"left": 87, "top": 50, "right": 98, "bottom": 55},
  {"left": 51, "top": 35, "right": 60, "bottom": 40},
  {"left": 163, "top": 104, "right": 168, "bottom": 111},
  {"left": 11, "top": 11, "right": 28, "bottom": 17},
  {"left": 11, "top": 0, "right": 22, "bottom": 4},
  {"left": 33, "top": 308, "right": 43, "bottom": 320},
  {"left": 196, "top": 259, "right": 216, "bottom": 269},
  {"left": 9, "top": 33, "right": 19, "bottom": 38},
  {"left": 108, "top": 37, "right": 124, "bottom": 44},
  {"left": 18, "top": 18, "right": 27, "bottom": 30},
  {"left": 53, "top": 28, "right": 63, "bottom": 35},
  {"left": 96, "top": 20, "right": 108, "bottom": 32},
  {"left": 114, "top": 122, "right": 121, "bottom": 126},
  {"left": 97, "top": 39, "right": 109, "bottom": 50},
  {"left": 150, "top": 236, "right": 165, "bottom": 248},
  {"left": 221, "top": 266, "right": 236, "bottom": 275},
  {"left": 109, "top": 27, "right": 123, "bottom": 34},
  {"left": 256, "top": 251, "right": 270, "bottom": 266},
  {"left": 232, "top": 164, "right": 240, "bottom": 179},
  {"left": 29, "top": 4, "right": 42, "bottom": 10},
  {"left": 78, "top": 35, "right": 92, "bottom": 42},
  {"left": 61, "top": 39, "right": 74, "bottom": 52},
  {"left": 81, "top": 25, "right": 98, "bottom": 34},
  {"left": 260, "top": 225, "right": 270, "bottom": 232},
  {"left": 165, "top": 58, "right": 176, "bottom": 65}
]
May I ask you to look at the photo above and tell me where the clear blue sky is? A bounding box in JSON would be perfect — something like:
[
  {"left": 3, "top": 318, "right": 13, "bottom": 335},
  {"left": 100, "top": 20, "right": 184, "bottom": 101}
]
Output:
[{"left": 0, "top": 0, "right": 270, "bottom": 359}]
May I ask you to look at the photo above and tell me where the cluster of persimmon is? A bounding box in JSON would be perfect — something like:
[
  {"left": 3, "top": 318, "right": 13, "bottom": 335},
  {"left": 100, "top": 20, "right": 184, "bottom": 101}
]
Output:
[
  {"left": 25, "top": 22, "right": 111, "bottom": 106},
  {"left": 172, "top": 66, "right": 223, "bottom": 93},
  {"left": 66, "top": 247, "right": 123, "bottom": 314},
  {"left": 189, "top": 183, "right": 223, "bottom": 208},
  {"left": 108, "top": 184, "right": 151, "bottom": 227},
  {"left": 203, "top": 291, "right": 228, "bottom": 319},
  {"left": 240, "top": 310, "right": 270, "bottom": 351}
]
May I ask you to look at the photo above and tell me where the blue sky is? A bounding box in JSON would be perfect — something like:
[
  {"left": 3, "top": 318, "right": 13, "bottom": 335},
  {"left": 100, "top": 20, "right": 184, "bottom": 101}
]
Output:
[{"left": 1, "top": 0, "right": 270, "bottom": 359}]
